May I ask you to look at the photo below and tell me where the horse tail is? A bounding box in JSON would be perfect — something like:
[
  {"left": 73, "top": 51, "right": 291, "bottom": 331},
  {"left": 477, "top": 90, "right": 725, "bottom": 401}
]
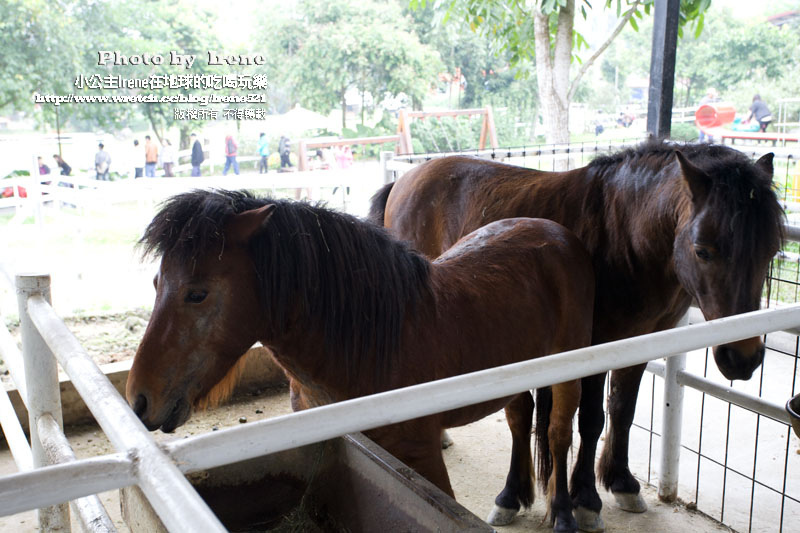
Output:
[
  {"left": 535, "top": 386, "right": 553, "bottom": 493},
  {"left": 366, "top": 181, "right": 394, "bottom": 226}
]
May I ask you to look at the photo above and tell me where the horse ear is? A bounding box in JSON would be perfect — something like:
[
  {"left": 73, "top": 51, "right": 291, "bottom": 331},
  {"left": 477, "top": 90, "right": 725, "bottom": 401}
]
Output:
[
  {"left": 675, "top": 150, "right": 711, "bottom": 203},
  {"left": 754, "top": 153, "right": 774, "bottom": 178},
  {"left": 226, "top": 204, "right": 276, "bottom": 245}
]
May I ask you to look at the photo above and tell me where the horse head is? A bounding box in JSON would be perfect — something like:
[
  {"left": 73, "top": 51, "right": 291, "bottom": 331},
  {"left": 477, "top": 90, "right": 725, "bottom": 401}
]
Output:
[
  {"left": 673, "top": 149, "right": 784, "bottom": 380},
  {"left": 126, "top": 203, "right": 276, "bottom": 432}
]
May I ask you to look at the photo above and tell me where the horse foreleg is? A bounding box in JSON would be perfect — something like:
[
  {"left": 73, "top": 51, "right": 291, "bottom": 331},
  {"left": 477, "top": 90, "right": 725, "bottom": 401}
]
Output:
[
  {"left": 598, "top": 363, "right": 648, "bottom": 513},
  {"left": 487, "top": 391, "right": 535, "bottom": 526},
  {"left": 570, "top": 373, "right": 606, "bottom": 532},
  {"left": 547, "top": 380, "right": 580, "bottom": 533},
  {"left": 441, "top": 429, "right": 454, "bottom": 449},
  {"left": 370, "top": 422, "right": 455, "bottom": 498}
]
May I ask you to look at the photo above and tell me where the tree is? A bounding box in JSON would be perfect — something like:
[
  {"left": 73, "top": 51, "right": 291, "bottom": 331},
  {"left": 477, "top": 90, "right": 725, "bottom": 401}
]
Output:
[
  {"left": 406, "top": 4, "right": 539, "bottom": 116},
  {"left": 256, "top": 0, "right": 441, "bottom": 128},
  {"left": 675, "top": 11, "right": 797, "bottom": 106},
  {"left": 432, "top": 0, "right": 709, "bottom": 146},
  {"left": 83, "top": 0, "right": 225, "bottom": 146},
  {"left": 0, "top": 0, "right": 233, "bottom": 147},
  {"left": 0, "top": 1, "right": 87, "bottom": 113}
]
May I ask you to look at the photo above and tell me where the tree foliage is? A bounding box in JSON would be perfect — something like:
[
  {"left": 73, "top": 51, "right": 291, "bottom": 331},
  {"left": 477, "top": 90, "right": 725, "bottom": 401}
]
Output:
[
  {"left": 676, "top": 11, "right": 797, "bottom": 104},
  {"left": 0, "top": 0, "right": 225, "bottom": 141},
  {"left": 420, "top": 0, "right": 709, "bottom": 144},
  {"left": 405, "top": 3, "right": 539, "bottom": 116},
  {"left": 256, "top": 0, "right": 441, "bottom": 127},
  {"left": 0, "top": 0, "right": 84, "bottom": 111}
]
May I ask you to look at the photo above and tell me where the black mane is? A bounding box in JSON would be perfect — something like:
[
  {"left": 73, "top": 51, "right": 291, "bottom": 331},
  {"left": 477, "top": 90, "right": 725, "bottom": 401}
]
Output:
[
  {"left": 140, "top": 190, "right": 432, "bottom": 377},
  {"left": 589, "top": 139, "right": 785, "bottom": 262}
]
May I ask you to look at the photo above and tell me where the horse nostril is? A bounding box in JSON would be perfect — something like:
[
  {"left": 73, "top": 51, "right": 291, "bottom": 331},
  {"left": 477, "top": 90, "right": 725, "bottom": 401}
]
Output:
[{"left": 132, "top": 394, "right": 148, "bottom": 418}]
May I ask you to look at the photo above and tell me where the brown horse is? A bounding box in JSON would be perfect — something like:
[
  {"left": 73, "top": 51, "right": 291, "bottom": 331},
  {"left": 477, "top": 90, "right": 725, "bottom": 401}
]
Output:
[
  {"left": 368, "top": 139, "right": 785, "bottom": 531},
  {"left": 126, "top": 190, "right": 595, "bottom": 532}
]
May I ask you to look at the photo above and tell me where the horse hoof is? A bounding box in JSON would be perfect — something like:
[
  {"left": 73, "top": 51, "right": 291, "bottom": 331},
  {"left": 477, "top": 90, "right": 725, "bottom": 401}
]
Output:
[
  {"left": 574, "top": 506, "right": 605, "bottom": 532},
  {"left": 613, "top": 492, "right": 647, "bottom": 513},
  {"left": 486, "top": 505, "right": 518, "bottom": 526},
  {"left": 441, "top": 430, "right": 454, "bottom": 449},
  {"left": 553, "top": 514, "right": 578, "bottom": 533}
]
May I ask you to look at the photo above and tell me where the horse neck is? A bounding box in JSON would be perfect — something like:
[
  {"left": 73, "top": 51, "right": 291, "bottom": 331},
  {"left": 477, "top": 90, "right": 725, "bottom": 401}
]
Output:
[
  {"left": 599, "top": 166, "right": 687, "bottom": 269},
  {"left": 257, "top": 210, "right": 433, "bottom": 399},
  {"left": 517, "top": 166, "right": 686, "bottom": 270}
]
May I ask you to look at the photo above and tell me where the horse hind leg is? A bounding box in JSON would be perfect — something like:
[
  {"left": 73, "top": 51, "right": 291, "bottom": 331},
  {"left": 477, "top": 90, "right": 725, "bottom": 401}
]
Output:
[
  {"left": 546, "top": 380, "right": 580, "bottom": 533},
  {"left": 487, "top": 391, "right": 535, "bottom": 526},
  {"left": 569, "top": 373, "right": 606, "bottom": 532},
  {"left": 598, "top": 364, "right": 648, "bottom": 513}
]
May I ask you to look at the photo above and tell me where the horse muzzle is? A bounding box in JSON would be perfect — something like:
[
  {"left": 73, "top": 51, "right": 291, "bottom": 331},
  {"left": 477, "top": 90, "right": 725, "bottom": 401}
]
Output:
[
  {"left": 131, "top": 393, "right": 191, "bottom": 433},
  {"left": 712, "top": 338, "right": 765, "bottom": 381}
]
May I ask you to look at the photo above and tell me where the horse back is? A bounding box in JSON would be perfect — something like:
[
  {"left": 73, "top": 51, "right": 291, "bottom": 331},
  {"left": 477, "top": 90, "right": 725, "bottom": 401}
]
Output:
[
  {"left": 433, "top": 217, "right": 594, "bottom": 362},
  {"left": 384, "top": 156, "right": 553, "bottom": 257},
  {"left": 426, "top": 217, "right": 594, "bottom": 428}
]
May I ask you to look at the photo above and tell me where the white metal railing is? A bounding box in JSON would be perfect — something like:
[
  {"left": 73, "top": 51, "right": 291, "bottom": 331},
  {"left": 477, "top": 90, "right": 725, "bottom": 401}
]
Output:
[
  {"left": 2, "top": 164, "right": 376, "bottom": 227},
  {"left": 2, "top": 269, "right": 800, "bottom": 531},
  {"left": 8, "top": 274, "right": 226, "bottom": 533},
  {"left": 2, "top": 144, "right": 800, "bottom": 531}
]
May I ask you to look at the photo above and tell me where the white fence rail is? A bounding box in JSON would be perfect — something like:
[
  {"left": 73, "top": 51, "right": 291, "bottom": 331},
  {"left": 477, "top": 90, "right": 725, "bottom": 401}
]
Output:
[{"left": 2, "top": 270, "right": 800, "bottom": 531}]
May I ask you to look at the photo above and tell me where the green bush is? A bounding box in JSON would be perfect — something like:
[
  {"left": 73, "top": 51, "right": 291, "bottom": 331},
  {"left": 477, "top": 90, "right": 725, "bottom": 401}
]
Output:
[{"left": 669, "top": 123, "right": 699, "bottom": 142}]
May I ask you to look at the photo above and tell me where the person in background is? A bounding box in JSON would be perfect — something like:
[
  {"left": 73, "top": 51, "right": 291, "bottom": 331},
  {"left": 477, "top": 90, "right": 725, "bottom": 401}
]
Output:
[
  {"left": 190, "top": 133, "right": 204, "bottom": 176},
  {"left": 745, "top": 94, "right": 773, "bottom": 133},
  {"left": 53, "top": 154, "right": 71, "bottom": 176},
  {"left": 258, "top": 132, "right": 270, "bottom": 173},
  {"left": 594, "top": 110, "right": 604, "bottom": 137},
  {"left": 223, "top": 134, "right": 240, "bottom": 175},
  {"left": 95, "top": 143, "right": 111, "bottom": 181},
  {"left": 160, "top": 139, "right": 175, "bottom": 177},
  {"left": 309, "top": 149, "right": 329, "bottom": 170},
  {"left": 335, "top": 145, "right": 354, "bottom": 169},
  {"left": 278, "top": 135, "right": 292, "bottom": 170},
  {"left": 38, "top": 156, "right": 50, "bottom": 175},
  {"left": 332, "top": 145, "right": 353, "bottom": 196},
  {"left": 144, "top": 135, "right": 158, "bottom": 177},
  {"left": 132, "top": 139, "right": 144, "bottom": 178},
  {"left": 697, "top": 88, "right": 719, "bottom": 143}
]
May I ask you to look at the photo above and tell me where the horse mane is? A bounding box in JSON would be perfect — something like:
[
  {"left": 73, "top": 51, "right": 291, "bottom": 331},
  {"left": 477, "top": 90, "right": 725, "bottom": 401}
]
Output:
[
  {"left": 140, "top": 189, "right": 433, "bottom": 381},
  {"left": 588, "top": 139, "right": 785, "bottom": 262}
]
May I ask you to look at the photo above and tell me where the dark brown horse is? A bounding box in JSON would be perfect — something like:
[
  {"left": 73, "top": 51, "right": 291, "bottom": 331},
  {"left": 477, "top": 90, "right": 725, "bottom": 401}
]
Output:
[
  {"left": 126, "top": 190, "right": 595, "bottom": 532},
  {"left": 368, "top": 139, "right": 785, "bottom": 531}
]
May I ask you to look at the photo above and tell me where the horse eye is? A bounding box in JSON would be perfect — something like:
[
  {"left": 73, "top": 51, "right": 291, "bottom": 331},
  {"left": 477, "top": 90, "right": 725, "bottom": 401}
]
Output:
[
  {"left": 694, "top": 247, "right": 712, "bottom": 261},
  {"left": 185, "top": 290, "right": 208, "bottom": 304}
]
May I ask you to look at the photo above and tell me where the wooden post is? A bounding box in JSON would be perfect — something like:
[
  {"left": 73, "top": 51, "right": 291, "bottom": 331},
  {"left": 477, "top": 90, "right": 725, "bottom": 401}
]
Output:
[
  {"left": 398, "top": 109, "right": 414, "bottom": 154},
  {"left": 485, "top": 106, "right": 499, "bottom": 149},
  {"left": 478, "top": 111, "right": 488, "bottom": 150},
  {"left": 298, "top": 140, "right": 308, "bottom": 172}
]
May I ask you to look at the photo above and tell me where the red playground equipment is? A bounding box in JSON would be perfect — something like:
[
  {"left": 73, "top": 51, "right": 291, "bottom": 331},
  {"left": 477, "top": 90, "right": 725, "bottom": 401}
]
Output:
[{"left": 695, "top": 102, "right": 799, "bottom": 145}]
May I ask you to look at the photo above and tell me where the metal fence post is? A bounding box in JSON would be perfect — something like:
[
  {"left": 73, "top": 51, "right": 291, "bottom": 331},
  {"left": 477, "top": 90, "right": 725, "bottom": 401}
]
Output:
[
  {"left": 380, "top": 151, "right": 394, "bottom": 185},
  {"left": 16, "top": 273, "right": 70, "bottom": 531},
  {"left": 658, "top": 311, "right": 688, "bottom": 502}
]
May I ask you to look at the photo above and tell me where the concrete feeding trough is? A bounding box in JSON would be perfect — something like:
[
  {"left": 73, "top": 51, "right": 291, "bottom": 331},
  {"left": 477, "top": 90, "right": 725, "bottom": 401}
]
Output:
[{"left": 121, "top": 432, "right": 493, "bottom": 532}]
